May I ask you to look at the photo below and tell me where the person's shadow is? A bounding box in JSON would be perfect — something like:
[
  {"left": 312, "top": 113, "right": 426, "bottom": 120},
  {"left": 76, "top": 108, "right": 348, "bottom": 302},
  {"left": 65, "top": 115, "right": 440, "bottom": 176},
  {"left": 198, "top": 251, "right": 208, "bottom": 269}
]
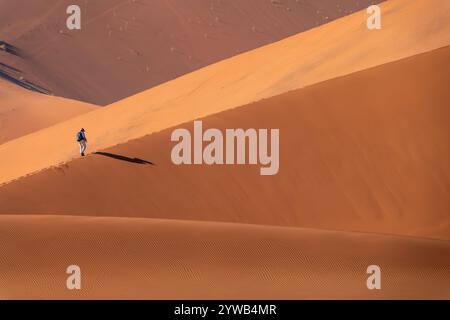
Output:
[{"left": 94, "top": 152, "right": 154, "bottom": 165}]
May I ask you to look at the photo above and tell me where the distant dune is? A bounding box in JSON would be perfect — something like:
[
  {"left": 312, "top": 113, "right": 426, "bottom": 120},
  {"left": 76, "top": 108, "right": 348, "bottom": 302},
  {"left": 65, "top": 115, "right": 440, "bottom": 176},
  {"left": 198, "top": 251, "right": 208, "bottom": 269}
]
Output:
[
  {"left": 0, "top": 215, "right": 448, "bottom": 299},
  {"left": 1, "top": 46, "right": 449, "bottom": 241},
  {"left": 0, "top": 0, "right": 383, "bottom": 105},
  {"left": 1, "top": 0, "right": 449, "bottom": 300},
  {"left": 0, "top": 79, "right": 97, "bottom": 144},
  {"left": 0, "top": 0, "right": 448, "bottom": 185}
]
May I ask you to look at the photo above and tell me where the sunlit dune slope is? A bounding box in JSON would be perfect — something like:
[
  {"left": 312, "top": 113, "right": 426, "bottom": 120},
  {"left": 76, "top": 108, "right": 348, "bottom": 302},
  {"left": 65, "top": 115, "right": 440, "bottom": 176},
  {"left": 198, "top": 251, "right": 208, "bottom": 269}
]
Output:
[
  {"left": 0, "top": 215, "right": 448, "bottom": 299},
  {"left": 0, "top": 79, "right": 97, "bottom": 144},
  {"left": 0, "top": 0, "right": 383, "bottom": 105},
  {"left": 1, "top": 47, "right": 449, "bottom": 240},
  {"left": 0, "top": 0, "right": 449, "bottom": 185}
]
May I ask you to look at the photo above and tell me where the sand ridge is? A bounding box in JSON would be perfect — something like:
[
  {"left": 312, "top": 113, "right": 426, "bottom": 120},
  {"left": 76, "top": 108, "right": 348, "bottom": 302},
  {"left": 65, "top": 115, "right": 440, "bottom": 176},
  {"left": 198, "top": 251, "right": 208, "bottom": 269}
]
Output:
[
  {"left": 0, "top": 0, "right": 449, "bottom": 185},
  {"left": 0, "top": 0, "right": 384, "bottom": 105},
  {"left": 0, "top": 0, "right": 449, "bottom": 300},
  {"left": 0, "top": 78, "right": 97, "bottom": 144},
  {"left": 1, "top": 46, "right": 449, "bottom": 241}
]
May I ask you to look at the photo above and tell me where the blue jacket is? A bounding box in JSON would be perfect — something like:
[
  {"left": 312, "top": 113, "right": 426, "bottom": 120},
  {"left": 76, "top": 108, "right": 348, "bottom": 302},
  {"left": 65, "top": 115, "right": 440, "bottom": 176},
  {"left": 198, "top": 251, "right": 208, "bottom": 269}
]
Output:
[{"left": 77, "top": 131, "right": 86, "bottom": 141}]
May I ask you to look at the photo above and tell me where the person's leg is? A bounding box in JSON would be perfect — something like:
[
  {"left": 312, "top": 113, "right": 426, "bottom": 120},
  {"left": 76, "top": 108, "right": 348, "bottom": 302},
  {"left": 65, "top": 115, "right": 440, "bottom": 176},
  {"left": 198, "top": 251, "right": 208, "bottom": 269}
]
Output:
[{"left": 80, "top": 141, "right": 86, "bottom": 155}]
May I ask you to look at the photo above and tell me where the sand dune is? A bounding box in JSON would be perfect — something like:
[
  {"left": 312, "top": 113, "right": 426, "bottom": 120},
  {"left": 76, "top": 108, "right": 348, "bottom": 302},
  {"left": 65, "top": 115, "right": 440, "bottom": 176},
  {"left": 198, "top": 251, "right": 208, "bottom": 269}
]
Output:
[
  {"left": 1, "top": 0, "right": 449, "bottom": 301},
  {"left": 0, "top": 0, "right": 383, "bottom": 105},
  {"left": 0, "top": 214, "right": 448, "bottom": 299},
  {"left": 0, "top": 79, "right": 97, "bottom": 144},
  {"left": 0, "top": 0, "right": 449, "bottom": 186},
  {"left": 0, "top": 0, "right": 450, "bottom": 183},
  {"left": 1, "top": 47, "right": 449, "bottom": 241}
]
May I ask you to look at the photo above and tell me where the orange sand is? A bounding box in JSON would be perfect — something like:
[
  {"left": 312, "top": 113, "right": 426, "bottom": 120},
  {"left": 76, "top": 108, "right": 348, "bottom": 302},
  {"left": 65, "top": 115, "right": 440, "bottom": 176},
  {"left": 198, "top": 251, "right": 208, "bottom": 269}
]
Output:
[
  {"left": 0, "top": 0, "right": 449, "bottom": 186},
  {"left": 0, "top": 0, "right": 449, "bottom": 300},
  {"left": 0, "top": 79, "right": 96, "bottom": 144},
  {"left": 1, "top": 47, "right": 449, "bottom": 241},
  {"left": 0, "top": 0, "right": 383, "bottom": 105},
  {"left": 0, "top": 215, "right": 448, "bottom": 299}
]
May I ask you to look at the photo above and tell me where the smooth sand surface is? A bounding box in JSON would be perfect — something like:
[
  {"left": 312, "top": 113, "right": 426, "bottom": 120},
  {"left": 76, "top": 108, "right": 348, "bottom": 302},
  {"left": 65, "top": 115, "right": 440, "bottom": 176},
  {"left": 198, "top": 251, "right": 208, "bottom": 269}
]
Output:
[
  {"left": 1, "top": 0, "right": 449, "bottom": 299},
  {"left": 1, "top": 47, "right": 449, "bottom": 241},
  {"left": 0, "top": 0, "right": 449, "bottom": 186},
  {"left": 0, "top": 215, "right": 448, "bottom": 299},
  {"left": 0, "top": 79, "right": 97, "bottom": 144},
  {"left": 0, "top": 0, "right": 383, "bottom": 105}
]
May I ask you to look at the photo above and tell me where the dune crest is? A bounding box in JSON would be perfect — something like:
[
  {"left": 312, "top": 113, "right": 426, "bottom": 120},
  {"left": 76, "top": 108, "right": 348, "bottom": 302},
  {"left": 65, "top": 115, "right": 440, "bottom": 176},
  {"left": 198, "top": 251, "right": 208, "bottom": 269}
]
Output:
[
  {"left": 0, "top": 0, "right": 449, "bottom": 185},
  {"left": 1, "top": 46, "right": 449, "bottom": 241},
  {"left": 0, "top": 0, "right": 383, "bottom": 105}
]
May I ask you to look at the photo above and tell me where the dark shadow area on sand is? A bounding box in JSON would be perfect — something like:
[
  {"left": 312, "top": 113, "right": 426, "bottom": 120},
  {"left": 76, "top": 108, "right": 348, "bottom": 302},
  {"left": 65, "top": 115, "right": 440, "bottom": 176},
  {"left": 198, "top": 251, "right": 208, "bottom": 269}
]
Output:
[
  {"left": 0, "top": 40, "right": 24, "bottom": 57},
  {"left": 94, "top": 152, "right": 155, "bottom": 165},
  {"left": 0, "top": 68, "right": 50, "bottom": 94},
  {"left": 0, "top": 62, "right": 21, "bottom": 73}
]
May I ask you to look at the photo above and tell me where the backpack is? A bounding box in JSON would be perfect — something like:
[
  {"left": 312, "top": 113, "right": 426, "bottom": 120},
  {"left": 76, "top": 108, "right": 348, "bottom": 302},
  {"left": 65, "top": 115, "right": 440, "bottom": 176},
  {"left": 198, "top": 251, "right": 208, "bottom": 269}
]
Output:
[{"left": 76, "top": 131, "right": 83, "bottom": 142}]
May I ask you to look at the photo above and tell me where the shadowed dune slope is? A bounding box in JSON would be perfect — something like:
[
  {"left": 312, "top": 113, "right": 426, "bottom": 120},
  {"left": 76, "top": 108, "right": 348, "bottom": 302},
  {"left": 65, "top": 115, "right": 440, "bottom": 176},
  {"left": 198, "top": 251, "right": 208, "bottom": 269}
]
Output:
[
  {"left": 1, "top": 47, "right": 449, "bottom": 240},
  {"left": 0, "top": 0, "right": 383, "bottom": 105},
  {"left": 0, "top": 0, "right": 449, "bottom": 185},
  {"left": 0, "top": 79, "right": 97, "bottom": 144},
  {"left": 0, "top": 215, "right": 448, "bottom": 299}
]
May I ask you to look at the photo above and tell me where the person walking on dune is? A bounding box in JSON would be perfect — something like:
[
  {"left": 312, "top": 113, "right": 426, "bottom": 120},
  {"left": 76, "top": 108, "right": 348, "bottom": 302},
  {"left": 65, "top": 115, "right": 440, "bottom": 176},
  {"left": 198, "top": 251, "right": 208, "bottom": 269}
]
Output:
[{"left": 76, "top": 128, "right": 88, "bottom": 156}]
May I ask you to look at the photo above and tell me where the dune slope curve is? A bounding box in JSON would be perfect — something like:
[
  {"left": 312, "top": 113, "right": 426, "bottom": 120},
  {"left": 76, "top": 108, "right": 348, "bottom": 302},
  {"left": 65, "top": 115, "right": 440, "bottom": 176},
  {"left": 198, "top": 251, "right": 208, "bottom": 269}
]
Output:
[
  {"left": 0, "top": 79, "right": 97, "bottom": 144},
  {"left": 0, "top": 0, "right": 384, "bottom": 105},
  {"left": 0, "top": 215, "right": 448, "bottom": 299},
  {"left": 1, "top": 46, "right": 449, "bottom": 240},
  {"left": 0, "top": 0, "right": 449, "bottom": 185}
]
